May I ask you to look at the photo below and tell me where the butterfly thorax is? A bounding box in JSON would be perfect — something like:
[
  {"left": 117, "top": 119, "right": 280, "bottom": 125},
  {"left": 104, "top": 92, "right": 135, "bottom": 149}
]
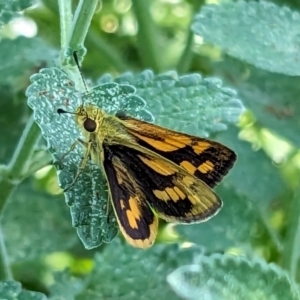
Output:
[{"left": 75, "top": 104, "right": 136, "bottom": 163}]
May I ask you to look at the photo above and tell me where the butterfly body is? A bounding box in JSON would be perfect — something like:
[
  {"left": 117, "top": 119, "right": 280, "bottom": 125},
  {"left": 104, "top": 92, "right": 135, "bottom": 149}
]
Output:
[{"left": 69, "top": 104, "right": 236, "bottom": 248}]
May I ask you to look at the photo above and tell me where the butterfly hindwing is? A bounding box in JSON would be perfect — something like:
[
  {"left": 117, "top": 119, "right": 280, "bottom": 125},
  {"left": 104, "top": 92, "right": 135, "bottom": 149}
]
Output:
[
  {"left": 103, "top": 143, "right": 222, "bottom": 225},
  {"left": 120, "top": 117, "right": 237, "bottom": 188},
  {"left": 102, "top": 149, "right": 158, "bottom": 248}
]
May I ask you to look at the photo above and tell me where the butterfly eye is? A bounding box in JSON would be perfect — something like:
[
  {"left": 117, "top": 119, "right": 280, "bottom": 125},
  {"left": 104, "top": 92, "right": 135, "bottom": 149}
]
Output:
[{"left": 84, "top": 118, "right": 97, "bottom": 132}]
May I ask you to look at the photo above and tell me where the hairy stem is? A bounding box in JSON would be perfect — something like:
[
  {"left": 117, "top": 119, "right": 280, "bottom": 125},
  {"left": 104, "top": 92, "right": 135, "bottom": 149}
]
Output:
[
  {"left": 177, "top": 0, "right": 204, "bottom": 73},
  {"left": 66, "top": 0, "right": 99, "bottom": 59},
  {"left": 0, "top": 117, "right": 40, "bottom": 212},
  {"left": 58, "top": 0, "right": 73, "bottom": 50},
  {"left": 131, "top": 0, "right": 162, "bottom": 72}
]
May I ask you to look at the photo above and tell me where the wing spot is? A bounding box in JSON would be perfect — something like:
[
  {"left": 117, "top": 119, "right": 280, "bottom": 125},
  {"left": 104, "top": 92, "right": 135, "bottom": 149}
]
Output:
[
  {"left": 174, "top": 186, "right": 186, "bottom": 200},
  {"left": 165, "top": 187, "right": 179, "bottom": 202},
  {"left": 138, "top": 155, "right": 176, "bottom": 175},
  {"left": 193, "top": 141, "right": 212, "bottom": 154},
  {"left": 129, "top": 196, "right": 141, "bottom": 220},
  {"left": 198, "top": 161, "right": 215, "bottom": 174},
  {"left": 126, "top": 210, "right": 139, "bottom": 229},
  {"left": 180, "top": 160, "right": 197, "bottom": 174},
  {"left": 153, "top": 189, "right": 170, "bottom": 201},
  {"left": 132, "top": 133, "right": 179, "bottom": 151}
]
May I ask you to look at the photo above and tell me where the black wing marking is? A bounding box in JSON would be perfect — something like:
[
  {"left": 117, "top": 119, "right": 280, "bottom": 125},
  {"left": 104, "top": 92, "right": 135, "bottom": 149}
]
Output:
[{"left": 103, "top": 148, "right": 158, "bottom": 248}]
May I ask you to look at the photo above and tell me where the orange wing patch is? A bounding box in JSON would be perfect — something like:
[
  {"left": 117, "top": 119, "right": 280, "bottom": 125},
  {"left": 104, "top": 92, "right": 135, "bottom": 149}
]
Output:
[
  {"left": 180, "top": 160, "right": 197, "bottom": 174},
  {"left": 126, "top": 196, "right": 142, "bottom": 229},
  {"left": 198, "top": 160, "right": 215, "bottom": 174},
  {"left": 121, "top": 117, "right": 237, "bottom": 188},
  {"left": 131, "top": 132, "right": 191, "bottom": 152},
  {"left": 153, "top": 186, "right": 185, "bottom": 203},
  {"left": 192, "top": 141, "right": 212, "bottom": 154},
  {"left": 137, "top": 154, "right": 176, "bottom": 175}
]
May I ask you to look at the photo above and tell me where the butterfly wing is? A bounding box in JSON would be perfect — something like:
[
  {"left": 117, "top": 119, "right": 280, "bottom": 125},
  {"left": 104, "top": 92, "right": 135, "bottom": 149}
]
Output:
[
  {"left": 119, "top": 117, "right": 236, "bottom": 188},
  {"left": 103, "top": 144, "right": 222, "bottom": 225},
  {"left": 102, "top": 150, "right": 158, "bottom": 249}
]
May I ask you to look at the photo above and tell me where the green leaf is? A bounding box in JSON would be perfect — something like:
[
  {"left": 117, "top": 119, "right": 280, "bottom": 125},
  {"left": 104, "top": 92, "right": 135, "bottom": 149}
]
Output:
[
  {"left": 2, "top": 181, "right": 76, "bottom": 262},
  {"left": 177, "top": 185, "right": 257, "bottom": 252},
  {"left": 216, "top": 55, "right": 300, "bottom": 147},
  {"left": 76, "top": 239, "right": 201, "bottom": 300},
  {"left": 167, "top": 254, "right": 299, "bottom": 300},
  {"left": 0, "top": 37, "right": 57, "bottom": 87},
  {"left": 0, "top": 280, "right": 46, "bottom": 300},
  {"left": 99, "top": 70, "right": 244, "bottom": 137},
  {"left": 193, "top": 1, "right": 300, "bottom": 76},
  {"left": 0, "top": 0, "right": 36, "bottom": 26},
  {"left": 48, "top": 271, "right": 84, "bottom": 300},
  {"left": 26, "top": 68, "right": 154, "bottom": 249},
  {"left": 216, "top": 126, "right": 285, "bottom": 208}
]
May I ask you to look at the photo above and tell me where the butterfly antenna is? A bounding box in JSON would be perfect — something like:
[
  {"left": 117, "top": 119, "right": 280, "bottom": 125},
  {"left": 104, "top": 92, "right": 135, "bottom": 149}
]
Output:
[{"left": 73, "top": 51, "right": 89, "bottom": 96}]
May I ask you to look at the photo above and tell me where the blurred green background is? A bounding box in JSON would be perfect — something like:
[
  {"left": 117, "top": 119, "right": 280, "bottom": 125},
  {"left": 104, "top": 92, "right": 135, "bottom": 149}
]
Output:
[{"left": 1, "top": 0, "right": 300, "bottom": 299}]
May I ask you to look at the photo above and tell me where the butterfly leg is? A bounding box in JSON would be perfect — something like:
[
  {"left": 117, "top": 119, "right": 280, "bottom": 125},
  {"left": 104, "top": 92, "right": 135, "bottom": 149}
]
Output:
[
  {"left": 64, "top": 140, "right": 92, "bottom": 192},
  {"left": 55, "top": 139, "right": 89, "bottom": 166}
]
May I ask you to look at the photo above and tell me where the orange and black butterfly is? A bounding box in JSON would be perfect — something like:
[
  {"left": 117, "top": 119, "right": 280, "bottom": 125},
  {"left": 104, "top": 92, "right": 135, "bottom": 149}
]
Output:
[{"left": 58, "top": 100, "right": 236, "bottom": 248}]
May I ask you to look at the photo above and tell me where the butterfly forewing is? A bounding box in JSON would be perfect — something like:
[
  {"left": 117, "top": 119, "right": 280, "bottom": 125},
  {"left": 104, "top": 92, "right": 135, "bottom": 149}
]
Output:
[{"left": 119, "top": 117, "right": 237, "bottom": 188}]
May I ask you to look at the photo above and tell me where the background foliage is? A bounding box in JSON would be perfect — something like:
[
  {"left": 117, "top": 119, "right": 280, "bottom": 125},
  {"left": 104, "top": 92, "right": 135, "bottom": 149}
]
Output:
[{"left": 0, "top": 0, "right": 300, "bottom": 299}]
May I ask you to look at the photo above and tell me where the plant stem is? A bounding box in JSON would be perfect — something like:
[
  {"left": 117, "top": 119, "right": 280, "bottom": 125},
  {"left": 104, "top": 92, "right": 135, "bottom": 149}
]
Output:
[
  {"left": 0, "top": 227, "right": 12, "bottom": 280},
  {"left": 0, "top": 116, "right": 40, "bottom": 212},
  {"left": 282, "top": 189, "right": 300, "bottom": 281},
  {"left": 8, "top": 117, "right": 40, "bottom": 180},
  {"left": 0, "top": 116, "right": 40, "bottom": 280},
  {"left": 177, "top": 29, "right": 194, "bottom": 74},
  {"left": 66, "top": 0, "right": 99, "bottom": 59},
  {"left": 58, "top": 0, "right": 73, "bottom": 50},
  {"left": 59, "top": 0, "right": 99, "bottom": 89},
  {"left": 131, "top": 0, "right": 162, "bottom": 72},
  {"left": 258, "top": 206, "right": 282, "bottom": 254},
  {"left": 177, "top": 0, "right": 203, "bottom": 73}
]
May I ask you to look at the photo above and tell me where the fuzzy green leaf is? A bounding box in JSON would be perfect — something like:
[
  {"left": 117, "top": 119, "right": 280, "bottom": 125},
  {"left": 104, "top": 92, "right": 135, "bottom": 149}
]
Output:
[
  {"left": 26, "top": 68, "right": 153, "bottom": 249},
  {"left": 216, "top": 126, "right": 285, "bottom": 207},
  {"left": 167, "top": 254, "right": 299, "bottom": 300},
  {"left": 48, "top": 271, "right": 84, "bottom": 300},
  {"left": 1, "top": 181, "right": 76, "bottom": 262},
  {"left": 0, "top": 37, "right": 57, "bottom": 87},
  {"left": 177, "top": 185, "right": 257, "bottom": 252},
  {"left": 0, "top": 280, "right": 46, "bottom": 300},
  {"left": 0, "top": 0, "right": 36, "bottom": 26},
  {"left": 217, "top": 55, "right": 300, "bottom": 147},
  {"left": 193, "top": 1, "right": 300, "bottom": 76},
  {"left": 76, "top": 239, "right": 201, "bottom": 300},
  {"left": 99, "top": 70, "right": 244, "bottom": 137}
]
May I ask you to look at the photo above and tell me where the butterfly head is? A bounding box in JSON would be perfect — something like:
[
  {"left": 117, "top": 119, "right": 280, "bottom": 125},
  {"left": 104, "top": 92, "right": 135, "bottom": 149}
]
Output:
[{"left": 57, "top": 105, "right": 104, "bottom": 133}]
